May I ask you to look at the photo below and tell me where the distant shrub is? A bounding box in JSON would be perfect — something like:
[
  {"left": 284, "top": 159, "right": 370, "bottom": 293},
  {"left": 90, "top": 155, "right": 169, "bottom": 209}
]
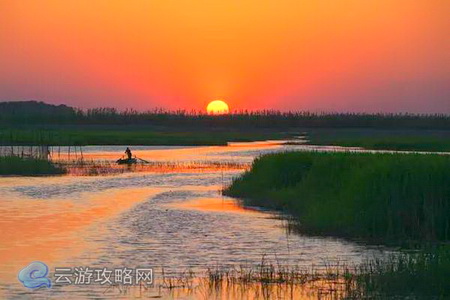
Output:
[{"left": 0, "top": 156, "right": 65, "bottom": 175}]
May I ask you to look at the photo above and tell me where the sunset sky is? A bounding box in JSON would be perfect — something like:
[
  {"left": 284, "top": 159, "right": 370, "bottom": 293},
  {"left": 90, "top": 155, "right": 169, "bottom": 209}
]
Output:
[{"left": 0, "top": 1, "right": 449, "bottom": 113}]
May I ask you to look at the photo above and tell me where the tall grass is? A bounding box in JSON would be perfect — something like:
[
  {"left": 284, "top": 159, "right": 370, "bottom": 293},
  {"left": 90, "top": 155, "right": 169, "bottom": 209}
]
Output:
[
  {"left": 154, "top": 249, "right": 450, "bottom": 298},
  {"left": 1, "top": 101, "right": 449, "bottom": 129},
  {"left": 64, "top": 160, "right": 248, "bottom": 176},
  {"left": 0, "top": 156, "right": 65, "bottom": 175},
  {"left": 2, "top": 102, "right": 449, "bottom": 149},
  {"left": 306, "top": 128, "right": 450, "bottom": 152},
  {"left": 0, "top": 127, "right": 289, "bottom": 146},
  {"left": 352, "top": 246, "right": 450, "bottom": 298},
  {"left": 224, "top": 151, "right": 450, "bottom": 244}
]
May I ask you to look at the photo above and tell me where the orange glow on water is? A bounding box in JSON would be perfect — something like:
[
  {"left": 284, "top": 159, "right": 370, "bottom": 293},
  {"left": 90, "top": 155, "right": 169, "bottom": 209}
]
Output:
[
  {"left": 169, "top": 197, "right": 258, "bottom": 214},
  {"left": 0, "top": 185, "right": 162, "bottom": 284}
]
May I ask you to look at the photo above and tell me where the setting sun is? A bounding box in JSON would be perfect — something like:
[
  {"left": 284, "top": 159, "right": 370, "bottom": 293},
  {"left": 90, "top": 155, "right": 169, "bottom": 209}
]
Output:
[{"left": 206, "top": 100, "right": 229, "bottom": 115}]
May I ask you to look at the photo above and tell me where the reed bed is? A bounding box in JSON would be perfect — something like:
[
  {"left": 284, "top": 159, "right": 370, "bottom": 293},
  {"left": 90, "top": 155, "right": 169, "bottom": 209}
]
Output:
[
  {"left": 2, "top": 102, "right": 450, "bottom": 149},
  {"left": 224, "top": 151, "right": 450, "bottom": 244},
  {"left": 0, "top": 156, "right": 65, "bottom": 175},
  {"left": 0, "top": 127, "right": 289, "bottom": 146},
  {"left": 351, "top": 247, "right": 450, "bottom": 298},
  {"left": 306, "top": 128, "right": 450, "bottom": 152},
  {"left": 155, "top": 259, "right": 353, "bottom": 299},
  {"left": 62, "top": 160, "right": 249, "bottom": 176},
  {"left": 2, "top": 101, "right": 449, "bottom": 129},
  {"left": 151, "top": 249, "right": 450, "bottom": 299}
]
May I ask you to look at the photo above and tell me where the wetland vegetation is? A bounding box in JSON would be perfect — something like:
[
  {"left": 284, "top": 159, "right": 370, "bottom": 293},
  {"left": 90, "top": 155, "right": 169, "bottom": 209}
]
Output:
[
  {"left": 2, "top": 101, "right": 450, "bottom": 298},
  {"left": 224, "top": 151, "right": 450, "bottom": 243},
  {"left": 224, "top": 151, "right": 450, "bottom": 298},
  {"left": 151, "top": 249, "right": 450, "bottom": 299},
  {"left": 305, "top": 128, "right": 450, "bottom": 152},
  {"left": 1, "top": 101, "right": 449, "bottom": 151},
  {"left": 0, "top": 156, "right": 65, "bottom": 175}
]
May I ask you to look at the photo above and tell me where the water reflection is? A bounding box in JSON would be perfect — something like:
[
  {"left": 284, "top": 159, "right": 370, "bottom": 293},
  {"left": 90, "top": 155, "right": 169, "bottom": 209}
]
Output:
[
  {"left": 0, "top": 142, "right": 389, "bottom": 299},
  {"left": 169, "top": 197, "right": 260, "bottom": 214}
]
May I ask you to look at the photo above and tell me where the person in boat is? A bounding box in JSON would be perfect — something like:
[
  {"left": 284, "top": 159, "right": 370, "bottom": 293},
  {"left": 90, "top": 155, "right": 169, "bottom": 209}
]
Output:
[{"left": 125, "top": 147, "right": 132, "bottom": 160}]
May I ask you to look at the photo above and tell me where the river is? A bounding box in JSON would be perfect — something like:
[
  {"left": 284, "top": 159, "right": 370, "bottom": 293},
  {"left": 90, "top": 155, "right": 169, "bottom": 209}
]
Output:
[{"left": 0, "top": 142, "right": 389, "bottom": 299}]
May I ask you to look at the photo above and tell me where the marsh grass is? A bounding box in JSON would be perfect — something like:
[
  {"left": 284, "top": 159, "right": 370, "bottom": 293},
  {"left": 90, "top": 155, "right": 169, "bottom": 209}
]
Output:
[
  {"left": 2, "top": 102, "right": 449, "bottom": 149},
  {"left": 224, "top": 151, "right": 450, "bottom": 244},
  {"left": 306, "top": 128, "right": 450, "bottom": 152},
  {"left": 0, "top": 127, "right": 290, "bottom": 146},
  {"left": 3, "top": 127, "right": 450, "bottom": 152},
  {"left": 156, "top": 259, "right": 352, "bottom": 299},
  {"left": 351, "top": 247, "right": 450, "bottom": 298},
  {"left": 2, "top": 101, "right": 449, "bottom": 129},
  {"left": 152, "top": 249, "right": 450, "bottom": 299},
  {"left": 63, "top": 160, "right": 249, "bottom": 176},
  {"left": 0, "top": 156, "right": 65, "bottom": 175}
]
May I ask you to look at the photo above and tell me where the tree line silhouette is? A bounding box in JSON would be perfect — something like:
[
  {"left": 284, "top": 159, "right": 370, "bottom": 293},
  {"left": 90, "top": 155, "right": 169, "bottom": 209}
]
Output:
[{"left": 1, "top": 100, "right": 449, "bottom": 129}]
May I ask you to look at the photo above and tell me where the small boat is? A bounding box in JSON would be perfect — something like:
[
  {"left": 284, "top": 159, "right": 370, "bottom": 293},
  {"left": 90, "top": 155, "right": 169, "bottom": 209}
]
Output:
[{"left": 116, "top": 158, "right": 137, "bottom": 165}]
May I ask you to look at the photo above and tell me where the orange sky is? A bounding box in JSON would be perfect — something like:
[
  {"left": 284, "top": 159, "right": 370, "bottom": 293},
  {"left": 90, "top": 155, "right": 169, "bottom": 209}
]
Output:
[{"left": 0, "top": 0, "right": 449, "bottom": 113}]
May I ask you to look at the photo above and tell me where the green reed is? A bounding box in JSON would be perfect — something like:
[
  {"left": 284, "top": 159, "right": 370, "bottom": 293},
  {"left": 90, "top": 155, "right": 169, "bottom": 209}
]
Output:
[
  {"left": 306, "top": 128, "right": 450, "bottom": 152},
  {"left": 156, "top": 248, "right": 450, "bottom": 298},
  {"left": 350, "top": 246, "right": 450, "bottom": 298},
  {"left": 224, "top": 151, "right": 450, "bottom": 244},
  {"left": 0, "top": 156, "right": 65, "bottom": 175},
  {"left": 63, "top": 160, "right": 248, "bottom": 176}
]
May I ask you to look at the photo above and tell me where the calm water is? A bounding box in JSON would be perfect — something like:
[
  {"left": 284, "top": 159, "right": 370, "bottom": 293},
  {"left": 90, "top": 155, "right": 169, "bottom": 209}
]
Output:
[{"left": 0, "top": 142, "right": 389, "bottom": 299}]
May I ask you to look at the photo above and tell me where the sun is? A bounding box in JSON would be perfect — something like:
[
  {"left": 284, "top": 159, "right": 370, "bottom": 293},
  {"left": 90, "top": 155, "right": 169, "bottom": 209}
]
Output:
[{"left": 206, "top": 100, "right": 229, "bottom": 115}]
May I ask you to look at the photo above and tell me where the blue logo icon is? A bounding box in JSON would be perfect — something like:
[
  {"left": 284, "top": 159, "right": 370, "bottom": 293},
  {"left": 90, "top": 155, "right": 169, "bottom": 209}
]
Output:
[{"left": 18, "top": 262, "right": 52, "bottom": 289}]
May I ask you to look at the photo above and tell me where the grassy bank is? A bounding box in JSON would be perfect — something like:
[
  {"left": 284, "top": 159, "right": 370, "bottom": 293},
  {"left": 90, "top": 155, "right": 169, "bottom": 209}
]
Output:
[
  {"left": 2, "top": 126, "right": 450, "bottom": 153},
  {"left": 0, "top": 126, "right": 291, "bottom": 146},
  {"left": 225, "top": 151, "right": 450, "bottom": 297},
  {"left": 224, "top": 151, "right": 450, "bottom": 244},
  {"left": 2, "top": 125, "right": 450, "bottom": 152},
  {"left": 202, "top": 249, "right": 450, "bottom": 299},
  {"left": 0, "top": 156, "right": 65, "bottom": 175},
  {"left": 351, "top": 247, "right": 450, "bottom": 298},
  {"left": 305, "top": 128, "right": 450, "bottom": 152}
]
